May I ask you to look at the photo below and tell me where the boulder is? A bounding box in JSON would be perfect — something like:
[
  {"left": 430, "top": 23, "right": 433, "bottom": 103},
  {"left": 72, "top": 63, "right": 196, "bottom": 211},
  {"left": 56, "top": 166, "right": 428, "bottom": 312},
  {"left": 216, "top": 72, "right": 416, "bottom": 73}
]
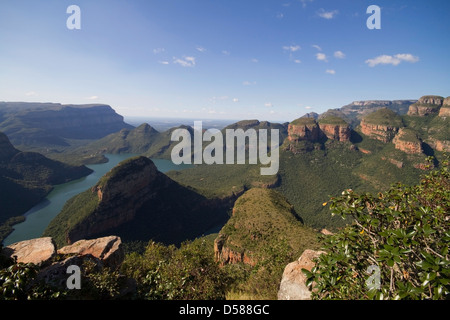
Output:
[
  {"left": 58, "top": 236, "right": 124, "bottom": 269},
  {"left": 278, "top": 249, "right": 325, "bottom": 300},
  {"left": 2, "top": 237, "right": 56, "bottom": 265}
]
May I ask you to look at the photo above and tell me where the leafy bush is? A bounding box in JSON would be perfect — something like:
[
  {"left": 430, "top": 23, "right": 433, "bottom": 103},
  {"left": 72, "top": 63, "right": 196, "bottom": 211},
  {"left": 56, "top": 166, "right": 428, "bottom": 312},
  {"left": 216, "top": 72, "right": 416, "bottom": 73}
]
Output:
[{"left": 305, "top": 157, "right": 449, "bottom": 300}]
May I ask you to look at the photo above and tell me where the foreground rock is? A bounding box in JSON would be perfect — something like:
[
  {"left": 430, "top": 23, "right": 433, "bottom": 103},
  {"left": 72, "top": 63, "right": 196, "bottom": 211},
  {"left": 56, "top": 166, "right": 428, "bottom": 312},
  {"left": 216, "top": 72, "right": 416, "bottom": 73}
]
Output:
[
  {"left": 1, "top": 237, "right": 56, "bottom": 265},
  {"left": 58, "top": 236, "right": 124, "bottom": 269},
  {"left": 278, "top": 249, "right": 325, "bottom": 300}
]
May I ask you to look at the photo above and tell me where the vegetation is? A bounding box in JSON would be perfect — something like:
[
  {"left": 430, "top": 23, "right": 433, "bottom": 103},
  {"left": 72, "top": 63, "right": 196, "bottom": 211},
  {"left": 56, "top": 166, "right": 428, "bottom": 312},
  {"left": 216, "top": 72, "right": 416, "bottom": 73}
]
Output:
[
  {"left": 362, "top": 108, "right": 403, "bottom": 127},
  {"left": 217, "top": 188, "right": 320, "bottom": 299},
  {"left": 305, "top": 157, "right": 449, "bottom": 300}
]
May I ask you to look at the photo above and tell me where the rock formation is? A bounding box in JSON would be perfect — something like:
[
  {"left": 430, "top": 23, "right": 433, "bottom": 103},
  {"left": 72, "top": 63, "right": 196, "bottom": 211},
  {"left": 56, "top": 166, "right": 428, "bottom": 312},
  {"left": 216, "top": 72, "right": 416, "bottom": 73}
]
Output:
[
  {"left": 44, "top": 156, "right": 231, "bottom": 247},
  {"left": 1, "top": 237, "right": 56, "bottom": 265},
  {"left": 287, "top": 118, "right": 323, "bottom": 143},
  {"left": 439, "top": 97, "right": 450, "bottom": 117},
  {"left": 278, "top": 249, "right": 325, "bottom": 300},
  {"left": 392, "top": 128, "right": 423, "bottom": 154},
  {"left": 407, "top": 95, "right": 444, "bottom": 116},
  {"left": 318, "top": 117, "right": 351, "bottom": 142},
  {"left": 0, "top": 102, "right": 133, "bottom": 147},
  {"left": 359, "top": 108, "right": 403, "bottom": 143}
]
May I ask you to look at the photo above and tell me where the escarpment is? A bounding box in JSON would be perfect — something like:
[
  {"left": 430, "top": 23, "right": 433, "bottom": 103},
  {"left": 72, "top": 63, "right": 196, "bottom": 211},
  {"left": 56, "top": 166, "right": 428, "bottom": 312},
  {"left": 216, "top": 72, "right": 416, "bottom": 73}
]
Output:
[{"left": 44, "top": 156, "right": 231, "bottom": 247}]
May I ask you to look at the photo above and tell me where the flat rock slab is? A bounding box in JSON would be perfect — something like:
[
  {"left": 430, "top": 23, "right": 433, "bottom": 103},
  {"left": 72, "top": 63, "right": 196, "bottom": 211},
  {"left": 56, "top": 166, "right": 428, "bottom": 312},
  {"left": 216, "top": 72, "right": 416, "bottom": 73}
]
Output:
[
  {"left": 2, "top": 237, "right": 56, "bottom": 265},
  {"left": 58, "top": 236, "right": 124, "bottom": 268}
]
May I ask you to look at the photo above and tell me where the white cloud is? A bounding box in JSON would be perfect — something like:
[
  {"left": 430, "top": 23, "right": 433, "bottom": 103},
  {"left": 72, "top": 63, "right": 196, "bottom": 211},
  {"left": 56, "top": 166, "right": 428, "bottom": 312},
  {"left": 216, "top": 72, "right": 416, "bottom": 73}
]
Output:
[
  {"left": 317, "top": 9, "right": 339, "bottom": 19},
  {"left": 158, "top": 61, "right": 169, "bottom": 65},
  {"left": 300, "top": 0, "right": 314, "bottom": 8},
  {"left": 312, "top": 44, "right": 322, "bottom": 51},
  {"left": 334, "top": 51, "right": 345, "bottom": 59},
  {"left": 251, "top": 58, "right": 259, "bottom": 63},
  {"left": 305, "top": 106, "right": 313, "bottom": 109},
  {"left": 269, "top": 110, "right": 276, "bottom": 114},
  {"left": 196, "top": 46, "right": 207, "bottom": 53},
  {"left": 326, "top": 69, "right": 336, "bottom": 75},
  {"left": 316, "top": 53, "right": 328, "bottom": 62},
  {"left": 232, "top": 98, "right": 239, "bottom": 103},
  {"left": 222, "top": 50, "right": 230, "bottom": 55},
  {"left": 25, "top": 91, "right": 37, "bottom": 97},
  {"left": 173, "top": 56, "right": 196, "bottom": 67},
  {"left": 86, "top": 95, "right": 99, "bottom": 100},
  {"left": 365, "top": 53, "right": 419, "bottom": 67},
  {"left": 294, "top": 59, "right": 302, "bottom": 64},
  {"left": 265, "top": 102, "right": 274, "bottom": 108},
  {"left": 153, "top": 48, "right": 165, "bottom": 54},
  {"left": 243, "top": 81, "right": 256, "bottom": 86},
  {"left": 276, "top": 13, "right": 284, "bottom": 19},
  {"left": 283, "top": 45, "right": 301, "bottom": 52}
]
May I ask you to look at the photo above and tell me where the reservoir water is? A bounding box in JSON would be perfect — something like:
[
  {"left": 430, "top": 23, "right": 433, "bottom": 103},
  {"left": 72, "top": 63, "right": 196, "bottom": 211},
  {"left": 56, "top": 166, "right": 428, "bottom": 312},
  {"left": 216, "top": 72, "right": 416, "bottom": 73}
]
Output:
[{"left": 3, "top": 154, "right": 193, "bottom": 246}]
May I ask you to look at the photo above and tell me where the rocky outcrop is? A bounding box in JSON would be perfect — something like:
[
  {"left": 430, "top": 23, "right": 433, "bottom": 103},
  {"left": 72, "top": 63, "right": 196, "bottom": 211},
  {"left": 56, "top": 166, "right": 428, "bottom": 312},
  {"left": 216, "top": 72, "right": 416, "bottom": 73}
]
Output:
[
  {"left": 392, "top": 128, "right": 423, "bottom": 154},
  {"left": 359, "top": 108, "right": 403, "bottom": 143},
  {"left": 407, "top": 95, "right": 444, "bottom": 116},
  {"left": 57, "top": 236, "right": 124, "bottom": 269},
  {"left": 214, "top": 234, "right": 256, "bottom": 266},
  {"left": 439, "top": 97, "right": 450, "bottom": 117},
  {"left": 319, "top": 123, "right": 351, "bottom": 142},
  {"left": 360, "top": 122, "right": 400, "bottom": 143},
  {"left": 278, "top": 249, "right": 326, "bottom": 300},
  {"left": 1, "top": 237, "right": 56, "bottom": 265},
  {"left": 288, "top": 118, "right": 323, "bottom": 143}
]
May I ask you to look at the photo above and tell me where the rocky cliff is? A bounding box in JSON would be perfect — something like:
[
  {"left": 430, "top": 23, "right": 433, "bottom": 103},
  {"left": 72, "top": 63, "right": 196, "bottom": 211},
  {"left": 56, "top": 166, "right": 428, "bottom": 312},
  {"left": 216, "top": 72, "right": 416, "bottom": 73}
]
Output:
[
  {"left": 0, "top": 102, "right": 133, "bottom": 147},
  {"left": 287, "top": 118, "right": 323, "bottom": 143},
  {"left": 318, "top": 117, "right": 351, "bottom": 142},
  {"left": 392, "top": 128, "right": 423, "bottom": 154},
  {"left": 360, "top": 108, "right": 403, "bottom": 143},
  {"left": 407, "top": 95, "right": 444, "bottom": 116},
  {"left": 44, "top": 156, "right": 232, "bottom": 247}
]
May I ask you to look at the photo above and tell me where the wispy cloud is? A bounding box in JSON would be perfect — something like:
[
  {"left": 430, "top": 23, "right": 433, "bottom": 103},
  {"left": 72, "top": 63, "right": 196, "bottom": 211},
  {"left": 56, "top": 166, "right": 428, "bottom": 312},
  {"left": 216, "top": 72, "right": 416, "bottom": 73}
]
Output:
[
  {"left": 243, "top": 81, "right": 256, "bottom": 86},
  {"left": 158, "top": 61, "right": 169, "bottom": 65},
  {"left": 294, "top": 59, "right": 302, "bottom": 64},
  {"left": 283, "top": 45, "right": 301, "bottom": 52},
  {"left": 173, "top": 56, "right": 196, "bottom": 67},
  {"left": 196, "top": 46, "right": 207, "bottom": 53},
  {"left": 251, "top": 58, "right": 259, "bottom": 63},
  {"left": 317, "top": 9, "right": 339, "bottom": 19},
  {"left": 326, "top": 69, "right": 336, "bottom": 75},
  {"left": 300, "top": 0, "right": 314, "bottom": 8},
  {"left": 222, "top": 50, "right": 231, "bottom": 56},
  {"left": 316, "top": 53, "right": 328, "bottom": 62},
  {"left": 305, "top": 106, "right": 313, "bottom": 109},
  {"left": 365, "top": 53, "right": 419, "bottom": 67},
  {"left": 276, "top": 13, "right": 284, "bottom": 19},
  {"left": 86, "top": 95, "right": 99, "bottom": 100},
  {"left": 25, "top": 91, "right": 37, "bottom": 97},
  {"left": 265, "top": 102, "right": 274, "bottom": 108},
  {"left": 312, "top": 44, "right": 322, "bottom": 51},
  {"left": 334, "top": 51, "right": 345, "bottom": 59},
  {"left": 232, "top": 98, "right": 239, "bottom": 103},
  {"left": 153, "top": 48, "right": 165, "bottom": 54}
]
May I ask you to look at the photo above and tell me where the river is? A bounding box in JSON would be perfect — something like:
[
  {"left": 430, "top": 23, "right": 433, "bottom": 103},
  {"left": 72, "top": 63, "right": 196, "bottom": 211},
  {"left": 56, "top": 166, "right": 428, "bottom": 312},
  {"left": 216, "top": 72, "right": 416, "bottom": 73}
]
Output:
[{"left": 3, "top": 154, "right": 193, "bottom": 246}]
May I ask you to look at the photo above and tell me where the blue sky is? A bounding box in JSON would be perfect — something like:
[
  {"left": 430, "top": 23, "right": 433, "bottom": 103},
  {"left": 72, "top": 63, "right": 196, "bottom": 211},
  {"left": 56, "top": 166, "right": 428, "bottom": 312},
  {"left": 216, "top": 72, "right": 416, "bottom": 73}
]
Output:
[{"left": 0, "top": 0, "right": 449, "bottom": 122}]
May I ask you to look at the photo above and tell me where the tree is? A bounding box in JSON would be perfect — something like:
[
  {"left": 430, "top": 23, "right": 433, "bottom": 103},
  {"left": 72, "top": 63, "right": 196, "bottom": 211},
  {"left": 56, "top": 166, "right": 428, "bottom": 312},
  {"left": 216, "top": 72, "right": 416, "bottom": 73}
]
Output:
[{"left": 305, "top": 157, "right": 449, "bottom": 300}]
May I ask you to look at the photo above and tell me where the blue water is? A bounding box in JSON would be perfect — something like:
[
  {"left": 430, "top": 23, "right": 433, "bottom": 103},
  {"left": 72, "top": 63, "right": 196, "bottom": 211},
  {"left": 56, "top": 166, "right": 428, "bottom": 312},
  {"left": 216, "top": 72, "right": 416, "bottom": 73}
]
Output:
[{"left": 3, "top": 154, "right": 193, "bottom": 245}]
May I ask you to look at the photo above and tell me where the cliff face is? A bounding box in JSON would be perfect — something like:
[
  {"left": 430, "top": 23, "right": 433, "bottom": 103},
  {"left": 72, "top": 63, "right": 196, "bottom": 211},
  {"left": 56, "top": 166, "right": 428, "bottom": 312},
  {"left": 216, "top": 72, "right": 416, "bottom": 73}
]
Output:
[
  {"left": 287, "top": 119, "right": 323, "bottom": 143},
  {"left": 407, "top": 95, "right": 444, "bottom": 116},
  {"left": 45, "top": 156, "right": 231, "bottom": 247},
  {"left": 392, "top": 128, "right": 423, "bottom": 154},
  {"left": 318, "top": 123, "right": 351, "bottom": 142},
  {"left": 0, "top": 102, "right": 133, "bottom": 146},
  {"left": 359, "top": 108, "right": 403, "bottom": 143},
  {"left": 439, "top": 97, "right": 450, "bottom": 117}
]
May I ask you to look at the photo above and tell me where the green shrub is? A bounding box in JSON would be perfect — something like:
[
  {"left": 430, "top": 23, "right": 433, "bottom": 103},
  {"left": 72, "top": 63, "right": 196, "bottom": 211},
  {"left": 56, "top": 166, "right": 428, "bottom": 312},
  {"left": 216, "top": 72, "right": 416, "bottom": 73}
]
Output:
[{"left": 305, "top": 157, "right": 449, "bottom": 300}]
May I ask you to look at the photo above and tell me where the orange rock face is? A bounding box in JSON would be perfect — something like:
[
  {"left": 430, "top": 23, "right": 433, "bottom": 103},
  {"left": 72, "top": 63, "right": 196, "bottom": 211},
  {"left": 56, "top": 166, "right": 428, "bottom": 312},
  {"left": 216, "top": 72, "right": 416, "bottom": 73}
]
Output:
[
  {"left": 319, "top": 123, "right": 351, "bottom": 142},
  {"left": 392, "top": 128, "right": 423, "bottom": 154},
  {"left": 287, "top": 122, "right": 322, "bottom": 143},
  {"left": 360, "top": 120, "right": 399, "bottom": 143},
  {"left": 213, "top": 234, "right": 256, "bottom": 266}
]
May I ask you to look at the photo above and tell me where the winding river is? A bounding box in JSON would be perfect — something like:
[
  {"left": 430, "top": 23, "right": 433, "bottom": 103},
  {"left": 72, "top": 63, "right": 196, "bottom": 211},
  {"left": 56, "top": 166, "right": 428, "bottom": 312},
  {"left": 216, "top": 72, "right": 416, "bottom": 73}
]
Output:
[{"left": 3, "top": 154, "right": 192, "bottom": 246}]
